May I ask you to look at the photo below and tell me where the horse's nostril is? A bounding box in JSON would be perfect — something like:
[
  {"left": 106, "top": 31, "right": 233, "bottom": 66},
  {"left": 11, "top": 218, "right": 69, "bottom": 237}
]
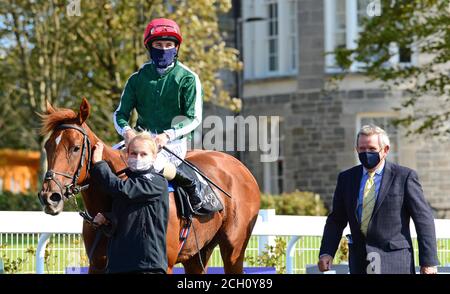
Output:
[{"left": 50, "top": 193, "right": 62, "bottom": 202}]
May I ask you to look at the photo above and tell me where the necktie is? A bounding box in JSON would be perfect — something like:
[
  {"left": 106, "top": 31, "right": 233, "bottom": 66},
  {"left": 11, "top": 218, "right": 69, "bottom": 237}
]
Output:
[{"left": 361, "top": 171, "right": 376, "bottom": 236}]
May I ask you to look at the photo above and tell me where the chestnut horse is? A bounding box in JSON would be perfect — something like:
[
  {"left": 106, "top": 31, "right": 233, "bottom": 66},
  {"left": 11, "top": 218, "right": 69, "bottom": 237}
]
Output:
[{"left": 38, "top": 98, "right": 260, "bottom": 274}]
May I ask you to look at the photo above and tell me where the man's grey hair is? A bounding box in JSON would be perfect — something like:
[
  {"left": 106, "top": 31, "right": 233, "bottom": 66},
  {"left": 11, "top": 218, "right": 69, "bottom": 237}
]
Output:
[{"left": 356, "top": 124, "right": 390, "bottom": 148}]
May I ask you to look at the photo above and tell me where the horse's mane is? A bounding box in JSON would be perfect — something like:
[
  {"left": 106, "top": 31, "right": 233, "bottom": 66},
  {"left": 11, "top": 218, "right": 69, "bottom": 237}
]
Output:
[{"left": 39, "top": 108, "right": 79, "bottom": 136}]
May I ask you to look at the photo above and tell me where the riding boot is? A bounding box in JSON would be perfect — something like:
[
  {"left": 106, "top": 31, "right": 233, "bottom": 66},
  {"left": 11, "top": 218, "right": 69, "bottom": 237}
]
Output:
[{"left": 172, "top": 168, "right": 203, "bottom": 211}]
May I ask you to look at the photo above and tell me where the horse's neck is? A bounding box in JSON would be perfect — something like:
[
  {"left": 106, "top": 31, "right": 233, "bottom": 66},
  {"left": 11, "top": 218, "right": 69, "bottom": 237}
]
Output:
[
  {"left": 83, "top": 146, "right": 125, "bottom": 214},
  {"left": 102, "top": 145, "right": 127, "bottom": 173},
  {"left": 84, "top": 124, "right": 126, "bottom": 173},
  {"left": 81, "top": 128, "right": 127, "bottom": 214}
]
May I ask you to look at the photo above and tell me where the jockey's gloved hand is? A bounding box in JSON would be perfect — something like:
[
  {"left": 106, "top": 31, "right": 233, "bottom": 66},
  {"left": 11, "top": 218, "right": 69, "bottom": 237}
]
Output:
[
  {"left": 162, "top": 162, "right": 176, "bottom": 180},
  {"left": 123, "top": 129, "right": 136, "bottom": 147},
  {"left": 155, "top": 133, "right": 170, "bottom": 148}
]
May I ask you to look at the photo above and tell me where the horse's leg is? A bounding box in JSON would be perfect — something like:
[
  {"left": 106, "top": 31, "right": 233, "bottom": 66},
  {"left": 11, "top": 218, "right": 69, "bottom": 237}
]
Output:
[
  {"left": 88, "top": 238, "right": 108, "bottom": 274},
  {"left": 219, "top": 215, "right": 259, "bottom": 274},
  {"left": 182, "top": 239, "right": 218, "bottom": 274},
  {"left": 83, "top": 222, "right": 107, "bottom": 274}
]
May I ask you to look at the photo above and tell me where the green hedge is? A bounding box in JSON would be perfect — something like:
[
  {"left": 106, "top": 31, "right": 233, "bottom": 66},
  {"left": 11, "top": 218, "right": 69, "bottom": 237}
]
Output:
[
  {"left": 1, "top": 189, "right": 327, "bottom": 216},
  {"left": 0, "top": 191, "right": 83, "bottom": 211},
  {"left": 261, "top": 190, "right": 328, "bottom": 216},
  {"left": 260, "top": 192, "right": 350, "bottom": 262}
]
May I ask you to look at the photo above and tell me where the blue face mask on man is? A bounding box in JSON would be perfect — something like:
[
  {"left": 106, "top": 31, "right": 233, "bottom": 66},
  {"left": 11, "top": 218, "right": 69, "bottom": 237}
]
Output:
[
  {"left": 149, "top": 47, "right": 177, "bottom": 68},
  {"left": 358, "top": 150, "right": 381, "bottom": 170}
]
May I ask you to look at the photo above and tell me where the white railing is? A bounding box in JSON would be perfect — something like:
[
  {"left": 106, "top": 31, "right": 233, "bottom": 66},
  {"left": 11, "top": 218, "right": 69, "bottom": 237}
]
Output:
[
  {"left": 1, "top": 210, "right": 450, "bottom": 274},
  {"left": 254, "top": 210, "right": 450, "bottom": 273},
  {"left": 0, "top": 211, "right": 82, "bottom": 274}
]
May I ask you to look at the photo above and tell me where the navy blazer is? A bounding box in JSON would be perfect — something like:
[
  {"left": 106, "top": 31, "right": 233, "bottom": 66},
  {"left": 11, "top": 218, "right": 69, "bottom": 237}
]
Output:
[{"left": 319, "top": 161, "right": 439, "bottom": 274}]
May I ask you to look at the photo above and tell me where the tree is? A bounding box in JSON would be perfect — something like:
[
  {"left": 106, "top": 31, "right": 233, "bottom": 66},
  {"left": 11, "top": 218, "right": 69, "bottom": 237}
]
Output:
[
  {"left": 0, "top": 0, "right": 72, "bottom": 150},
  {"left": 332, "top": 0, "right": 450, "bottom": 137},
  {"left": 0, "top": 0, "right": 241, "bottom": 150}
]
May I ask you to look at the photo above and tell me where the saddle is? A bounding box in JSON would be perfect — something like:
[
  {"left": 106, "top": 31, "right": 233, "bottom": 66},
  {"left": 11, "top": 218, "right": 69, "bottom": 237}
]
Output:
[{"left": 169, "top": 161, "right": 223, "bottom": 217}]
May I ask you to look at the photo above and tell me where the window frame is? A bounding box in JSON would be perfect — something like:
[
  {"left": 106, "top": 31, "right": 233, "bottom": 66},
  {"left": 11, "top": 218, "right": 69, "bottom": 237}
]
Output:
[
  {"left": 266, "top": 0, "right": 279, "bottom": 73},
  {"left": 324, "top": 0, "right": 416, "bottom": 73},
  {"left": 243, "top": 0, "right": 298, "bottom": 80},
  {"left": 262, "top": 117, "right": 284, "bottom": 194}
]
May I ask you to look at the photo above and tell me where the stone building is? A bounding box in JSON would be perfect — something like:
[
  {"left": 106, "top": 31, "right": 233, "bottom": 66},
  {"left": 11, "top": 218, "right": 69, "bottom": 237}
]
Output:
[{"left": 232, "top": 0, "right": 450, "bottom": 217}]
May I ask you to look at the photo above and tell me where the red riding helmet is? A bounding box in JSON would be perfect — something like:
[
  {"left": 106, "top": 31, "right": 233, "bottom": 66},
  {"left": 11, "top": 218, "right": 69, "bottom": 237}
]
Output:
[{"left": 143, "top": 18, "right": 182, "bottom": 48}]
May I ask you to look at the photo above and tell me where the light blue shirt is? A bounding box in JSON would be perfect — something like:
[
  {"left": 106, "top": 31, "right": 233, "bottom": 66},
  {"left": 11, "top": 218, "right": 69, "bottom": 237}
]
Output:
[{"left": 356, "top": 161, "right": 385, "bottom": 223}]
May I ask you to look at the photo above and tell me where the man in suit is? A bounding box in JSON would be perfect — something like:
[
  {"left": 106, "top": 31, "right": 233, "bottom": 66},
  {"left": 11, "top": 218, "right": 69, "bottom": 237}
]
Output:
[{"left": 318, "top": 124, "right": 439, "bottom": 274}]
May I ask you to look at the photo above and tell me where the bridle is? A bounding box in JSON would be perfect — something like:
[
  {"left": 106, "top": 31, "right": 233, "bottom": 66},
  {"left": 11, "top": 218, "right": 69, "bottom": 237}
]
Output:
[{"left": 43, "top": 124, "right": 92, "bottom": 200}]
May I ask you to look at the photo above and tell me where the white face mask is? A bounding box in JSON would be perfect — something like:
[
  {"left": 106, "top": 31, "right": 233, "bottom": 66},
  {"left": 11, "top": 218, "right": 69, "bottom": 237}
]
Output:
[{"left": 127, "top": 157, "right": 154, "bottom": 172}]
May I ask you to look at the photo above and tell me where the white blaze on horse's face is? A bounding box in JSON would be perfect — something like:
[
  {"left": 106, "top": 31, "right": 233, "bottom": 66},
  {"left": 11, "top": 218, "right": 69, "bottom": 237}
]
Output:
[{"left": 55, "top": 133, "right": 62, "bottom": 146}]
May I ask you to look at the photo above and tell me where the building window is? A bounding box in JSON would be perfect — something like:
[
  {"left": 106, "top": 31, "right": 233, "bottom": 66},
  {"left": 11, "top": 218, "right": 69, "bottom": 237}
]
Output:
[
  {"left": 356, "top": 114, "right": 399, "bottom": 163},
  {"left": 267, "top": 1, "right": 279, "bottom": 72},
  {"left": 288, "top": 0, "right": 298, "bottom": 71},
  {"left": 324, "top": 0, "right": 414, "bottom": 72},
  {"left": 399, "top": 46, "right": 412, "bottom": 63},
  {"left": 263, "top": 119, "right": 284, "bottom": 194},
  {"left": 243, "top": 0, "right": 298, "bottom": 79}
]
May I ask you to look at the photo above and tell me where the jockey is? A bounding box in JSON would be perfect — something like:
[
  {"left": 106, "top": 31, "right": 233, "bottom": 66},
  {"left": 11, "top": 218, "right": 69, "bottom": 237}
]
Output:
[{"left": 113, "top": 18, "right": 204, "bottom": 212}]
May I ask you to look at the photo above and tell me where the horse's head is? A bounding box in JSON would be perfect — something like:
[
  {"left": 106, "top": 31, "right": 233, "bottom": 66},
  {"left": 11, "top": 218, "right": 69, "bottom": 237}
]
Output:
[{"left": 38, "top": 98, "right": 93, "bottom": 215}]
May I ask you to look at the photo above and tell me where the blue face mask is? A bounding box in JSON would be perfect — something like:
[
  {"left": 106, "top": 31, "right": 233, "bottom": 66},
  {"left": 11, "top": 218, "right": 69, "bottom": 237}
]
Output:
[
  {"left": 149, "top": 47, "right": 177, "bottom": 68},
  {"left": 358, "top": 151, "right": 381, "bottom": 170}
]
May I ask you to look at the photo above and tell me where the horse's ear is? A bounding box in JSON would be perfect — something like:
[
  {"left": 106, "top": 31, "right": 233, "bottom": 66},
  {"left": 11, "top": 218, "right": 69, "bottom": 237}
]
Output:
[
  {"left": 46, "top": 100, "right": 56, "bottom": 114},
  {"left": 77, "top": 97, "right": 91, "bottom": 124}
]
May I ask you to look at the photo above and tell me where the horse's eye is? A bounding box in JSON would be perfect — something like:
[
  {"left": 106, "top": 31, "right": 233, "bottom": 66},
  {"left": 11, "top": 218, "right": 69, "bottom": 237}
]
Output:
[{"left": 73, "top": 146, "right": 81, "bottom": 153}]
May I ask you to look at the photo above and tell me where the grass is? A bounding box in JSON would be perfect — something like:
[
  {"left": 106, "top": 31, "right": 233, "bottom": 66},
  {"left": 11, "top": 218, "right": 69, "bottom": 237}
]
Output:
[{"left": 0, "top": 233, "right": 88, "bottom": 274}]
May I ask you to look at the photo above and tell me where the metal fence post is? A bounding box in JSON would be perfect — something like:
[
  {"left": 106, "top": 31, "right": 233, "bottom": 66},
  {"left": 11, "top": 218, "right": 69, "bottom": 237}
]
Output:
[
  {"left": 36, "top": 233, "right": 51, "bottom": 274},
  {"left": 286, "top": 236, "right": 301, "bottom": 274},
  {"left": 258, "top": 209, "right": 276, "bottom": 255}
]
